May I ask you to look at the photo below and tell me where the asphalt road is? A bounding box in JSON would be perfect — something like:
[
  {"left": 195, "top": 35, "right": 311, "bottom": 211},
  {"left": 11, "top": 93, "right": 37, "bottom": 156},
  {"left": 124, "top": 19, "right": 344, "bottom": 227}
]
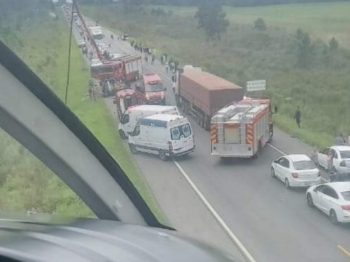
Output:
[{"left": 73, "top": 16, "right": 350, "bottom": 262}]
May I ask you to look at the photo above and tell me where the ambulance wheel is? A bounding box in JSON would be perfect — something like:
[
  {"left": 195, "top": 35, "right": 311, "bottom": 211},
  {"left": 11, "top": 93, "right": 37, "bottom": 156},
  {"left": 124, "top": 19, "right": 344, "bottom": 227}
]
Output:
[
  {"left": 129, "top": 144, "right": 138, "bottom": 154},
  {"left": 159, "top": 150, "right": 168, "bottom": 161},
  {"left": 119, "top": 130, "right": 127, "bottom": 139}
]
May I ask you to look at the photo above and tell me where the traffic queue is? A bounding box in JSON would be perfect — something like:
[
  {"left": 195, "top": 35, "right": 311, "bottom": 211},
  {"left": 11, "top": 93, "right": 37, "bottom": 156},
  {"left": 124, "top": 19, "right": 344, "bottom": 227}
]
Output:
[{"left": 65, "top": 3, "right": 350, "bottom": 225}]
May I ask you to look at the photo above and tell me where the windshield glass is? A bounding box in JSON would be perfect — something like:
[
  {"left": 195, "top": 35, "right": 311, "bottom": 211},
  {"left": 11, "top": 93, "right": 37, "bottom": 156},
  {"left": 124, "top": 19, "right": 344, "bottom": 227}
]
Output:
[
  {"left": 293, "top": 160, "right": 316, "bottom": 170},
  {"left": 171, "top": 124, "right": 192, "bottom": 140},
  {"left": 145, "top": 83, "right": 163, "bottom": 92},
  {"left": 341, "top": 191, "right": 350, "bottom": 201},
  {"left": 339, "top": 150, "right": 350, "bottom": 159},
  {"left": 93, "top": 34, "right": 103, "bottom": 40},
  {"left": 3, "top": 0, "right": 350, "bottom": 259}
]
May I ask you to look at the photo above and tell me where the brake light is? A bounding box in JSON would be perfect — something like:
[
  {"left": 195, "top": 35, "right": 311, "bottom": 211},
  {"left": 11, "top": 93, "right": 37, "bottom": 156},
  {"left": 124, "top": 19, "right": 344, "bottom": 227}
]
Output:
[
  {"left": 168, "top": 141, "right": 173, "bottom": 151},
  {"left": 291, "top": 172, "right": 298, "bottom": 178},
  {"left": 341, "top": 205, "right": 350, "bottom": 210},
  {"left": 340, "top": 161, "right": 346, "bottom": 167}
]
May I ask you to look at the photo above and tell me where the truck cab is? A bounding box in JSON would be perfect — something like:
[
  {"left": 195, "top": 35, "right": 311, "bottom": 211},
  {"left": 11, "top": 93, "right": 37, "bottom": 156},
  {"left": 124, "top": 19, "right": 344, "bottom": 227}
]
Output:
[{"left": 136, "top": 73, "right": 166, "bottom": 105}]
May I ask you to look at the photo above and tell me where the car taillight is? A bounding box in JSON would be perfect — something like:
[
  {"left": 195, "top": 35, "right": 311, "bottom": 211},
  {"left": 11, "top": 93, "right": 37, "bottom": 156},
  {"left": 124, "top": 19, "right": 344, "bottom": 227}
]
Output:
[
  {"left": 341, "top": 205, "right": 350, "bottom": 210},
  {"left": 292, "top": 172, "right": 298, "bottom": 178},
  {"left": 168, "top": 141, "right": 173, "bottom": 151},
  {"left": 340, "top": 161, "right": 346, "bottom": 167}
]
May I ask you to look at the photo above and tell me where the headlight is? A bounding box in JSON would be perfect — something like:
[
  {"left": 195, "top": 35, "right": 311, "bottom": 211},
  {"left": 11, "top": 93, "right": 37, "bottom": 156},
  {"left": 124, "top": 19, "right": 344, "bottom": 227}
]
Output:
[{"left": 145, "top": 94, "right": 150, "bottom": 99}]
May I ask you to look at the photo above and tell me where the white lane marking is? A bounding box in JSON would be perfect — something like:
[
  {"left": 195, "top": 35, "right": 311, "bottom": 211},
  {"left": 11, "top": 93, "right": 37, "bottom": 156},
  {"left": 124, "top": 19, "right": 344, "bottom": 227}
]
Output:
[
  {"left": 173, "top": 160, "right": 257, "bottom": 262},
  {"left": 267, "top": 144, "right": 330, "bottom": 182}
]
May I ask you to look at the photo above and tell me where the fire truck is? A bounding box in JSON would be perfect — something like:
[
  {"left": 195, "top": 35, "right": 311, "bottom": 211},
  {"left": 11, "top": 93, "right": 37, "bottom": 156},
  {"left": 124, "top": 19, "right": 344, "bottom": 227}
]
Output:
[
  {"left": 210, "top": 97, "right": 274, "bottom": 158},
  {"left": 89, "top": 54, "right": 142, "bottom": 82}
]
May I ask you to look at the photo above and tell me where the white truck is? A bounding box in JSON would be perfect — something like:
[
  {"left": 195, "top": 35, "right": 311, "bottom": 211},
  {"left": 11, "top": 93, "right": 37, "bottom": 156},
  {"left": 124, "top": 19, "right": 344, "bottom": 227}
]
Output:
[
  {"left": 118, "top": 105, "right": 180, "bottom": 139},
  {"left": 211, "top": 97, "right": 273, "bottom": 158},
  {"left": 89, "top": 26, "right": 103, "bottom": 40},
  {"left": 128, "top": 114, "right": 195, "bottom": 161}
]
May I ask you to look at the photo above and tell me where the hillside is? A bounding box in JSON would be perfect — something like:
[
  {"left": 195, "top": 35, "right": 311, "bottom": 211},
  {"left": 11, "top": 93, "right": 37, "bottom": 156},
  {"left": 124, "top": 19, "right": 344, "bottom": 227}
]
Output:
[
  {"left": 0, "top": 1, "right": 165, "bottom": 222},
  {"left": 83, "top": 2, "right": 350, "bottom": 147}
]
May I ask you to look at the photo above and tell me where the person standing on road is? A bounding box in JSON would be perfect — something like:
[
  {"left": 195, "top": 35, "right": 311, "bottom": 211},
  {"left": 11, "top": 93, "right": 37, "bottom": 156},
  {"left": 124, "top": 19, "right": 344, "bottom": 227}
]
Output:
[
  {"left": 165, "top": 61, "right": 169, "bottom": 73},
  {"left": 335, "top": 133, "right": 346, "bottom": 145},
  {"left": 151, "top": 54, "right": 155, "bottom": 64},
  {"left": 294, "top": 106, "right": 301, "bottom": 128}
]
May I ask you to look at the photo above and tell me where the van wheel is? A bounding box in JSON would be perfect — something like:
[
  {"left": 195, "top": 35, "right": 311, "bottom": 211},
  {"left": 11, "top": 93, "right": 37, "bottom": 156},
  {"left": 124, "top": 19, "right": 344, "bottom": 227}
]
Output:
[
  {"left": 159, "top": 150, "right": 168, "bottom": 161},
  {"left": 119, "top": 130, "right": 127, "bottom": 139},
  {"left": 129, "top": 144, "right": 138, "bottom": 154}
]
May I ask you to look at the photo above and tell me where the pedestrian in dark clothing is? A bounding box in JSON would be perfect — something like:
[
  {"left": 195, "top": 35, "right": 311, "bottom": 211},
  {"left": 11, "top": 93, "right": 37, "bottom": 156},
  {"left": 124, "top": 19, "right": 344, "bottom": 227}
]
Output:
[
  {"left": 294, "top": 106, "right": 301, "bottom": 128},
  {"left": 335, "top": 133, "right": 346, "bottom": 145},
  {"left": 172, "top": 75, "right": 176, "bottom": 83},
  {"left": 174, "top": 60, "right": 179, "bottom": 72},
  {"left": 160, "top": 55, "right": 164, "bottom": 65},
  {"left": 164, "top": 53, "right": 168, "bottom": 62},
  {"left": 151, "top": 54, "right": 155, "bottom": 64},
  {"left": 111, "top": 34, "right": 114, "bottom": 40}
]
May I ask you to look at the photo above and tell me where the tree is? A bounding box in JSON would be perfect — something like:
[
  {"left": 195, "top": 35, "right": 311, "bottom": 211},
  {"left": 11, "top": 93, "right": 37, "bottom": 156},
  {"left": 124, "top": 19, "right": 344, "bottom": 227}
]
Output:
[
  {"left": 296, "top": 28, "right": 314, "bottom": 68},
  {"left": 194, "top": 2, "right": 229, "bottom": 41},
  {"left": 254, "top": 18, "right": 266, "bottom": 31},
  {"left": 329, "top": 37, "right": 339, "bottom": 51}
]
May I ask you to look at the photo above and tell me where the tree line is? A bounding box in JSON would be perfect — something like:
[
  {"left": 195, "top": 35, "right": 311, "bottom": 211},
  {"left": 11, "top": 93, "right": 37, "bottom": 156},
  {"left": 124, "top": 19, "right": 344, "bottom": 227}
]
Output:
[{"left": 79, "top": 0, "right": 350, "bottom": 6}]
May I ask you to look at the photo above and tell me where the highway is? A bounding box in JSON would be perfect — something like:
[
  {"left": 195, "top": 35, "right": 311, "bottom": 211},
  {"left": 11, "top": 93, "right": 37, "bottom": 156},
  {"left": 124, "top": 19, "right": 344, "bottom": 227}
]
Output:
[{"left": 72, "top": 15, "right": 350, "bottom": 262}]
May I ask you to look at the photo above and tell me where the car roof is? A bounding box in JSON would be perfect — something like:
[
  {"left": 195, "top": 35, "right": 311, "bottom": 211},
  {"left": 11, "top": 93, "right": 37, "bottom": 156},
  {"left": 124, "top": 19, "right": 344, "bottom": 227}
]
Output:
[
  {"left": 285, "top": 154, "right": 311, "bottom": 162},
  {"left": 130, "top": 105, "right": 177, "bottom": 113},
  {"left": 142, "top": 73, "right": 161, "bottom": 82},
  {"left": 326, "top": 182, "right": 350, "bottom": 192},
  {"left": 330, "top": 145, "right": 350, "bottom": 151},
  {"left": 144, "top": 114, "right": 184, "bottom": 122}
]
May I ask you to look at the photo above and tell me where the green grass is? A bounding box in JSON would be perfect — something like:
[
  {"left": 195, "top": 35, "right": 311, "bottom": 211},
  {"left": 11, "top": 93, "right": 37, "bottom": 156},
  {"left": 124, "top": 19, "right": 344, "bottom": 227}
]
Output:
[
  {"left": 83, "top": 3, "right": 350, "bottom": 150},
  {"left": 159, "top": 2, "right": 350, "bottom": 46},
  {"left": 0, "top": 9, "right": 167, "bottom": 224}
]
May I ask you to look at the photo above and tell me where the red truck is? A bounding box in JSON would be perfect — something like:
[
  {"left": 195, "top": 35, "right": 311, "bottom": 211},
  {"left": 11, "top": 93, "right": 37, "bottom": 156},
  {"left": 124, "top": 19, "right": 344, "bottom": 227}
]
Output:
[
  {"left": 90, "top": 54, "right": 142, "bottom": 82},
  {"left": 135, "top": 73, "right": 166, "bottom": 105},
  {"left": 114, "top": 88, "right": 139, "bottom": 121},
  {"left": 175, "top": 66, "right": 244, "bottom": 130}
]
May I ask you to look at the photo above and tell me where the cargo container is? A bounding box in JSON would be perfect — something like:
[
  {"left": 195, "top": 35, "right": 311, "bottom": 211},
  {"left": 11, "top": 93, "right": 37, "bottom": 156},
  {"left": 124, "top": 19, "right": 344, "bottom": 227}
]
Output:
[{"left": 175, "top": 66, "right": 244, "bottom": 130}]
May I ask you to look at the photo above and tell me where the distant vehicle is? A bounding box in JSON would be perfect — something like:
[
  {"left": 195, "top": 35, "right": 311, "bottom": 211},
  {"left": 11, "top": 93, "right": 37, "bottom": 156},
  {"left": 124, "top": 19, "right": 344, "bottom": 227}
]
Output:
[
  {"left": 211, "top": 97, "right": 273, "bottom": 159},
  {"left": 175, "top": 65, "right": 244, "bottom": 130},
  {"left": 78, "top": 39, "right": 86, "bottom": 48},
  {"left": 306, "top": 182, "right": 350, "bottom": 224},
  {"left": 90, "top": 54, "right": 142, "bottom": 83},
  {"left": 136, "top": 73, "right": 166, "bottom": 105},
  {"left": 128, "top": 114, "right": 195, "bottom": 161},
  {"left": 114, "top": 88, "right": 139, "bottom": 122},
  {"left": 109, "top": 53, "right": 123, "bottom": 61},
  {"left": 118, "top": 105, "right": 180, "bottom": 139},
  {"left": 316, "top": 146, "right": 350, "bottom": 173},
  {"left": 271, "top": 154, "right": 321, "bottom": 188},
  {"left": 89, "top": 26, "right": 104, "bottom": 40},
  {"left": 121, "top": 34, "right": 129, "bottom": 41}
]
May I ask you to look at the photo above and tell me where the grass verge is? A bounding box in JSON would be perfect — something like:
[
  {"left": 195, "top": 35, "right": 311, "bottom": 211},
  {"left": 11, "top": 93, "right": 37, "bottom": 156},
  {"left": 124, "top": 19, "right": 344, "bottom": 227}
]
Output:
[{"left": 0, "top": 9, "right": 167, "bottom": 224}]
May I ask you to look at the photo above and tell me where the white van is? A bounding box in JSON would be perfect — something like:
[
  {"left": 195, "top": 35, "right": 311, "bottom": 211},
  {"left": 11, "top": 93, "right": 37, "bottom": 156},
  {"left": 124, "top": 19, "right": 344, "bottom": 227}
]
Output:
[
  {"left": 128, "top": 114, "right": 195, "bottom": 161},
  {"left": 118, "top": 105, "right": 179, "bottom": 139}
]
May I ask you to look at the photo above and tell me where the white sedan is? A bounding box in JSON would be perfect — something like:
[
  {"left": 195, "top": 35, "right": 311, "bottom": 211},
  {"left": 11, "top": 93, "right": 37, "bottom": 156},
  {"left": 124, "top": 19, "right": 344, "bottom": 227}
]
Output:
[
  {"left": 317, "top": 145, "right": 350, "bottom": 173},
  {"left": 271, "top": 154, "right": 321, "bottom": 188},
  {"left": 306, "top": 182, "right": 350, "bottom": 224}
]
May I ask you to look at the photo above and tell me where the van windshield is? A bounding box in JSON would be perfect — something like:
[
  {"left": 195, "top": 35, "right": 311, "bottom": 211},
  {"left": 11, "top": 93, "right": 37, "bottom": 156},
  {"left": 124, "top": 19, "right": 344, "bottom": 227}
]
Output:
[
  {"left": 145, "top": 83, "right": 164, "bottom": 92},
  {"left": 171, "top": 124, "right": 192, "bottom": 140}
]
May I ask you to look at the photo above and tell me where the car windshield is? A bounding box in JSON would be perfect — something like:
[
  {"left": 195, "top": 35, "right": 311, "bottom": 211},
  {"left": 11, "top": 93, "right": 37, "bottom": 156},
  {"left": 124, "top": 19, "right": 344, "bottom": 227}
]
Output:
[
  {"left": 339, "top": 150, "right": 350, "bottom": 159},
  {"left": 293, "top": 160, "right": 316, "bottom": 170},
  {"left": 341, "top": 191, "right": 350, "bottom": 201},
  {"left": 171, "top": 124, "right": 192, "bottom": 140},
  {"left": 4, "top": 0, "right": 350, "bottom": 260},
  {"left": 145, "top": 83, "right": 163, "bottom": 92}
]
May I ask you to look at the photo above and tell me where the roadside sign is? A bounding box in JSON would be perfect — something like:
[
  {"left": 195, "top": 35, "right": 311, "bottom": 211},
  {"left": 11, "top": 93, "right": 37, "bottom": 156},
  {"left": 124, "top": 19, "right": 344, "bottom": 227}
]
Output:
[{"left": 246, "top": 80, "right": 266, "bottom": 92}]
